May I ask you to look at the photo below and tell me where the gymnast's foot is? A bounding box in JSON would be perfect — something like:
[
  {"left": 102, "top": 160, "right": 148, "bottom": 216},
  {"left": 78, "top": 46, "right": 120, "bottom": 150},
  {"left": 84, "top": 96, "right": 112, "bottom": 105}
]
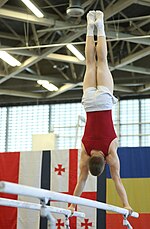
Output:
[
  {"left": 86, "top": 11, "right": 95, "bottom": 36},
  {"left": 95, "top": 11, "right": 104, "bottom": 27},
  {"left": 95, "top": 10, "right": 105, "bottom": 37}
]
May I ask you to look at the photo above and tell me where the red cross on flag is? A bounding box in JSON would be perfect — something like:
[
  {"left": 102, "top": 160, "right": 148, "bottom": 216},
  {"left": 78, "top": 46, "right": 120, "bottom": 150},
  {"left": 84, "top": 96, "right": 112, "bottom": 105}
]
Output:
[
  {"left": 51, "top": 149, "right": 97, "bottom": 229},
  {"left": 56, "top": 219, "right": 64, "bottom": 228},
  {"left": 54, "top": 164, "right": 65, "bottom": 175},
  {"left": 81, "top": 218, "right": 93, "bottom": 228}
]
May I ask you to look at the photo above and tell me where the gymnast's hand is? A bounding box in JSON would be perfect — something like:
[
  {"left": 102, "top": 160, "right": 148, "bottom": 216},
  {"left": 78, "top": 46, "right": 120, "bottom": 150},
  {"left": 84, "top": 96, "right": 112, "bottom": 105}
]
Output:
[
  {"left": 68, "top": 204, "right": 76, "bottom": 216},
  {"left": 124, "top": 206, "right": 133, "bottom": 216}
]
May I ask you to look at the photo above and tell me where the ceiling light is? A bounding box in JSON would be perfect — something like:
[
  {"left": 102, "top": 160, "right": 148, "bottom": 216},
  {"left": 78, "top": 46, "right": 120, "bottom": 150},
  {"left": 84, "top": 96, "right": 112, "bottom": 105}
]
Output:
[
  {"left": 21, "top": 0, "right": 44, "bottom": 18},
  {"left": 0, "top": 51, "right": 21, "bottom": 67},
  {"left": 66, "top": 44, "right": 85, "bottom": 61},
  {"left": 37, "top": 80, "right": 58, "bottom": 91}
]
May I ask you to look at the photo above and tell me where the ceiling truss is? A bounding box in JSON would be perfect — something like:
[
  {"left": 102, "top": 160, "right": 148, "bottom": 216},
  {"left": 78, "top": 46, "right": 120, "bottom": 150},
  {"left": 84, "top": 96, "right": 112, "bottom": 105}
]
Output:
[{"left": 0, "top": 0, "right": 149, "bottom": 103}]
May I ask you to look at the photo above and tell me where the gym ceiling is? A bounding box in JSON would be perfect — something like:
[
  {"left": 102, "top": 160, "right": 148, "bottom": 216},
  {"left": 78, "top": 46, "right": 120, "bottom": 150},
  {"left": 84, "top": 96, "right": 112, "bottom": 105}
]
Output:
[{"left": 0, "top": 0, "right": 149, "bottom": 105}]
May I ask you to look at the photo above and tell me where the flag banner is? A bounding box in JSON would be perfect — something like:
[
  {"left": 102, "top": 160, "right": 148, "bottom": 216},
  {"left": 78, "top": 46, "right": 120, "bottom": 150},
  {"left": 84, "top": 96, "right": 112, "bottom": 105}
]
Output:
[
  {"left": 1, "top": 147, "right": 147, "bottom": 229},
  {"left": 0, "top": 151, "right": 42, "bottom": 229},
  {"left": 51, "top": 149, "right": 97, "bottom": 229},
  {"left": 106, "top": 147, "right": 150, "bottom": 229}
]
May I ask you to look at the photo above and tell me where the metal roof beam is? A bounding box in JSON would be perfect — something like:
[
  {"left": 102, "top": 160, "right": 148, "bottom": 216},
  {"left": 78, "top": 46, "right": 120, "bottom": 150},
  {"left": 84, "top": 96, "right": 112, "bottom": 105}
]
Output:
[
  {"left": 136, "top": 0, "right": 150, "bottom": 6},
  {"left": 116, "top": 65, "right": 150, "bottom": 75},
  {"left": 47, "top": 82, "right": 135, "bottom": 99},
  {"left": 137, "top": 84, "right": 150, "bottom": 92},
  {"left": 1, "top": 45, "right": 36, "bottom": 56},
  {"left": 46, "top": 83, "right": 81, "bottom": 98},
  {"left": 0, "top": 7, "right": 70, "bottom": 27},
  {"left": 0, "top": 28, "right": 86, "bottom": 85},
  {"left": 13, "top": 73, "right": 67, "bottom": 83},
  {"left": 104, "top": 0, "right": 135, "bottom": 19},
  {"left": 107, "top": 30, "right": 150, "bottom": 46},
  {"left": 0, "top": 32, "right": 24, "bottom": 41},
  {"left": 2, "top": 30, "right": 149, "bottom": 57},
  {"left": 46, "top": 53, "right": 150, "bottom": 76},
  {"left": 0, "top": 0, "right": 8, "bottom": 7},
  {"left": 0, "top": 89, "right": 43, "bottom": 98},
  {"left": 129, "top": 18, "right": 150, "bottom": 32},
  {"left": 113, "top": 46, "right": 150, "bottom": 69},
  {"left": 46, "top": 53, "right": 85, "bottom": 65},
  {"left": 13, "top": 71, "right": 149, "bottom": 84},
  {"left": 44, "top": 0, "right": 65, "bottom": 21},
  {"left": 114, "top": 85, "right": 135, "bottom": 93}
]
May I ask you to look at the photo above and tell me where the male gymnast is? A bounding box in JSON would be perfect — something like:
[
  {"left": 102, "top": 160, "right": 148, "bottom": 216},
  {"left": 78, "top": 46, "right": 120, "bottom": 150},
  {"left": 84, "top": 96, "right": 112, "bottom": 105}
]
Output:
[{"left": 69, "top": 10, "right": 133, "bottom": 213}]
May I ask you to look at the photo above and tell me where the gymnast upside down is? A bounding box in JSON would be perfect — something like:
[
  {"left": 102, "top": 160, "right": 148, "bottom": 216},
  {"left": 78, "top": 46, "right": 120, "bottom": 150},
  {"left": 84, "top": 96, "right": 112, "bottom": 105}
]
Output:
[{"left": 69, "top": 10, "right": 133, "bottom": 214}]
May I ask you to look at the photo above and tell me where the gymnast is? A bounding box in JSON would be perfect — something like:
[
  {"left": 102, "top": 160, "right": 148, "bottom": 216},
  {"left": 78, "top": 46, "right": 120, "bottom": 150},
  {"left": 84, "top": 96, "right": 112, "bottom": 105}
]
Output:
[{"left": 69, "top": 10, "right": 133, "bottom": 214}]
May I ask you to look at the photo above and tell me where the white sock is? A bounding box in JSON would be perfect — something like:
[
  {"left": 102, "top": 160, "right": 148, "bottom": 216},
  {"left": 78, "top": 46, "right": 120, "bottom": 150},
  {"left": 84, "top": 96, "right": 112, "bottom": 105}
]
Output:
[
  {"left": 95, "top": 11, "right": 105, "bottom": 37},
  {"left": 86, "top": 11, "right": 95, "bottom": 36}
]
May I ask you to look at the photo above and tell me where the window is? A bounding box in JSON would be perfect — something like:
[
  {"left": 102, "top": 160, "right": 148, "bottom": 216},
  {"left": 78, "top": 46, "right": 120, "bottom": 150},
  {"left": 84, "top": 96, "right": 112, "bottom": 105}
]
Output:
[
  {"left": 119, "top": 99, "right": 150, "bottom": 147},
  {"left": 120, "top": 100, "right": 139, "bottom": 146},
  {"left": 0, "top": 98, "right": 149, "bottom": 151},
  {"left": 0, "top": 107, "right": 7, "bottom": 151},
  {"left": 50, "top": 103, "right": 85, "bottom": 149},
  {"left": 141, "top": 99, "right": 150, "bottom": 146},
  {"left": 7, "top": 105, "right": 49, "bottom": 151},
  {"left": 112, "top": 102, "right": 119, "bottom": 135}
]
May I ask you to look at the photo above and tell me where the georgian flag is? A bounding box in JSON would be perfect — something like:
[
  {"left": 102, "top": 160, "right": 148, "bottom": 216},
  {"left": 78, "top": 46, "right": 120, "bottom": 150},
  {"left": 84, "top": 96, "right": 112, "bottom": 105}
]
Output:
[
  {"left": 0, "top": 149, "right": 98, "bottom": 229},
  {"left": 0, "top": 151, "right": 42, "bottom": 229},
  {"left": 51, "top": 149, "right": 97, "bottom": 229}
]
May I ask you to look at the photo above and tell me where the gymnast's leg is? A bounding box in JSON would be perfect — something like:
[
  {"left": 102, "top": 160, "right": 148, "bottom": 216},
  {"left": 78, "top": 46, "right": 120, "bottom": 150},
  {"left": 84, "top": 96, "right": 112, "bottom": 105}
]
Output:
[
  {"left": 83, "top": 11, "right": 97, "bottom": 92},
  {"left": 95, "top": 11, "right": 114, "bottom": 94}
]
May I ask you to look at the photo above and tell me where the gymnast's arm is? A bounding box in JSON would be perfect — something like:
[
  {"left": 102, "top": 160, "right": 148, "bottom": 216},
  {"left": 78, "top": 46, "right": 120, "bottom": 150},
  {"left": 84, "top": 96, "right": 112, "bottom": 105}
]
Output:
[
  {"left": 68, "top": 150, "right": 90, "bottom": 211},
  {"left": 106, "top": 151, "right": 133, "bottom": 212}
]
